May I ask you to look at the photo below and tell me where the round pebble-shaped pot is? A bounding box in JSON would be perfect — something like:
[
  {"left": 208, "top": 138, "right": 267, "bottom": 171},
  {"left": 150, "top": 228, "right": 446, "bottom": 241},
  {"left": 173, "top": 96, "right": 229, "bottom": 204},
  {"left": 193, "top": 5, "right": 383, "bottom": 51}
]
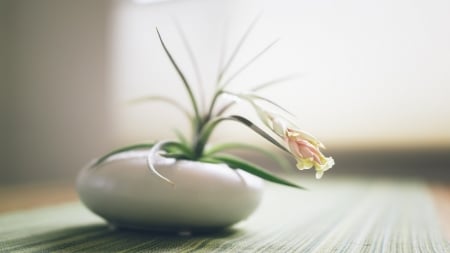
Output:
[{"left": 76, "top": 150, "right": 264, "bottom": 232}]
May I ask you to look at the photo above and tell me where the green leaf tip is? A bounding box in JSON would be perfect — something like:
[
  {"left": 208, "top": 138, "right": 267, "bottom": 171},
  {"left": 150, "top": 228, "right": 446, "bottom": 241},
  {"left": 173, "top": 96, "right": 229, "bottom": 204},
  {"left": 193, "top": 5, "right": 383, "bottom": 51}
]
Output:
[{"left": 211, "top": 155, "right": 306, "bottom": 190}]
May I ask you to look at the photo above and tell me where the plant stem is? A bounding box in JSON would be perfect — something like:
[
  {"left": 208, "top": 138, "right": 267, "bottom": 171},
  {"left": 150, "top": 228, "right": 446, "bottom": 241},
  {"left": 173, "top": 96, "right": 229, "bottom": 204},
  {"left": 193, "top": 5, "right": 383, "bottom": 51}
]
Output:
[
  {"left": 191, "top": 88, "right": 226, "bottom": 158},
  {"left": 206, "top": 89, "right": 224, "bottom": 121},
  {"left": 193, "top": 117, "right": 224, "bottom": 159}
]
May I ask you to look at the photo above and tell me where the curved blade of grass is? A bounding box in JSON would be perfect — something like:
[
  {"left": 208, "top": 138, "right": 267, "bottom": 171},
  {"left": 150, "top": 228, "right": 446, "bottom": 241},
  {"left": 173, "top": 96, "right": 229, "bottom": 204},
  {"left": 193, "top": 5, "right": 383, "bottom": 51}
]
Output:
[
  {"left": 156, "top": 28, "right": 201, "bottom": 121},
  {"left": 204, "top": 142, "right": 292, "bottom": 171},
  {"left": 220, "top": 38, "right": 280, "bottom": 89},
  {"left": 251, "top": 73, "right": 301, "bottom": 92},
  {"left": 173, "top": 18, "right": 206, "bottom": 111},
  {"left": 93, "top": 143, "right": 155, "bottom": 168},
  {"left": 217, "top": 13, "right": 262, "bottom": 84},
  {"left": 129, "top": 95, "right": 191, "bottom": 119},
  {"left": 211, "top": 155, "right": 305, "bottom": 189},
  {"left": 147, "top": 141, "right": 176, "bottom": 186}
]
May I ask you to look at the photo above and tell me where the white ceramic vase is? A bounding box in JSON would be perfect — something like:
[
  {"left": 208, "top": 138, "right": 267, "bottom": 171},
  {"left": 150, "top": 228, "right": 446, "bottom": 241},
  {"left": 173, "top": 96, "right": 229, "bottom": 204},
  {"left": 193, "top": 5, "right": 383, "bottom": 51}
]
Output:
[{"left": 76, "top": 150, "right": 264, "bottom": 232}]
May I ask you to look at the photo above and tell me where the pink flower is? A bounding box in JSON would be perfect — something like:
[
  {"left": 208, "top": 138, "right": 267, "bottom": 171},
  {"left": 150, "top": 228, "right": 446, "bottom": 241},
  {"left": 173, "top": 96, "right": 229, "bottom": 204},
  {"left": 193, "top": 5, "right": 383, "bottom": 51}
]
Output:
[
  {"left": 249, "top": 100, "right": 334, "bottom": 178},
  {"left": 285, "top": 128, "right": 334, "bottom": 179}
]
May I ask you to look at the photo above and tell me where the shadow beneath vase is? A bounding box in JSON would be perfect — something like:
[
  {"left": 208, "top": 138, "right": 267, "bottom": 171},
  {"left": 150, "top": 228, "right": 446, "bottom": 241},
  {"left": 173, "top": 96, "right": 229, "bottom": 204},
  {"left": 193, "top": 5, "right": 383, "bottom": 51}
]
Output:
[
  {"left": 2, "top": 223, "right": 243, "bottom": 252},
  {"left": 110, "top": 223, "right": 242, "bottom": 238}
]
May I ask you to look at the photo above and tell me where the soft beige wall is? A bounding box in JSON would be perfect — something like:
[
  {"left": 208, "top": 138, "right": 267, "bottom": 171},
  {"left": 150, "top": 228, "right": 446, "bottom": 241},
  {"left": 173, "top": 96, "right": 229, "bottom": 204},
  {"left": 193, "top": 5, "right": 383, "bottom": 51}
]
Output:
[
  {"left": 1, "top": 0, "right": 113, "bottom": 184},
  {"left": 0, "top": 0, "right": 7, "bottom": 176}
]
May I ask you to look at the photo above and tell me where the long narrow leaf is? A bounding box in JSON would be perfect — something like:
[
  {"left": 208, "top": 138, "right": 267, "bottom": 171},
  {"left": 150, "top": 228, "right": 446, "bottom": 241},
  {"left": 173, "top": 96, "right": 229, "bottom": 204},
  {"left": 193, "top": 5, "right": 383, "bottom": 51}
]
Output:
[
  {"left": 216, "top": 20, "right": 229, "bottom": 87},
  {"left": 173, "top": 19, "right": 206, "bottom": 111},
  {"left": 164, "top": 141, "right": 194, "bottom": 159},
  {"left": 248, "top": 94, "right": 295, "bottom": 117},
  {"left": 212, "top": 155, "right": 305, "bottom": 189},
  {"left": 220, "top": 38, "right": 280, "bottom": 89},
  {"left": 129, "top": 95, "right": 191, "bottom": 119},
  {"left": 162, "top": 153, "right": 191, "bottom": 160},
  {"left": 215, "top": 74, "right": 302, "bottom": 117},
  {"left": 216, "top": 101, "right": 236, "bottom": 116},
  {"left": 227, "top": 115, "right": 290, "bottom": 153},
  {"left": 251, "top": 73, "right": 301, "bottom": 92},
  {"left": 223, "top": 91, "right": 294, "bottom": 116},
  {"left": 93, "top": 143, "right": 155, "bottom": 167},
  {"left": 156, "top": 28, "right": 201, "bottom": 121},
  {"left": 205, "top": 142, "right": 292, "bottom": 171},
  {"left": 217, "top": 13, "right": 262, "bottom": 84},
  {"left": 197, "top": 115, "right": 289, "bottom": 158}
]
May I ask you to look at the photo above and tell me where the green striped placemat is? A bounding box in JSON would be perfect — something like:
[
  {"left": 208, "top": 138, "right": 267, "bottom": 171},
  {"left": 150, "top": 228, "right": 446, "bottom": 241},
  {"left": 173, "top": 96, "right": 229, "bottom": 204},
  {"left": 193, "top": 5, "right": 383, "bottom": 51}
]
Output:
[{"left": 1, "top": 178, "right": 449, "bottom": 252}]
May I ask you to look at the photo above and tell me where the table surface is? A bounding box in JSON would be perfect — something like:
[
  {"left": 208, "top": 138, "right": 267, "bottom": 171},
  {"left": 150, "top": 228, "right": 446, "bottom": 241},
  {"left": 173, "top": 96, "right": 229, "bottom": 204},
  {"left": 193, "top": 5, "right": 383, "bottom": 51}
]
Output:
[{"left": 1, "top": 179, "right": 449, "bottom": 252}]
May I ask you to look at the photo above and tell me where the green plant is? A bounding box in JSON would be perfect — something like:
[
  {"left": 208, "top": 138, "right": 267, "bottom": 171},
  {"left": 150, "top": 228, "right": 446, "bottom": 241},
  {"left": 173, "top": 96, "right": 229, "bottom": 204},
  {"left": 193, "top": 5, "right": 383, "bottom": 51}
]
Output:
[{"left": 94, "top": 19, "right": 334, "bottom": 189}]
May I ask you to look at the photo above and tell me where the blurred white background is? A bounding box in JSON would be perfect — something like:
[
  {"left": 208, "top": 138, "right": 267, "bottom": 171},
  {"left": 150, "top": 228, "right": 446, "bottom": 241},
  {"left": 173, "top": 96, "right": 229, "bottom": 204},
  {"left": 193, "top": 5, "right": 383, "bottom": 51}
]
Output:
[
  {"left": 112, "top": 0, "right": 450, "bottom": 148},
  {"left": 1, "top": 0, "right": 450, "bottom": 184}
]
